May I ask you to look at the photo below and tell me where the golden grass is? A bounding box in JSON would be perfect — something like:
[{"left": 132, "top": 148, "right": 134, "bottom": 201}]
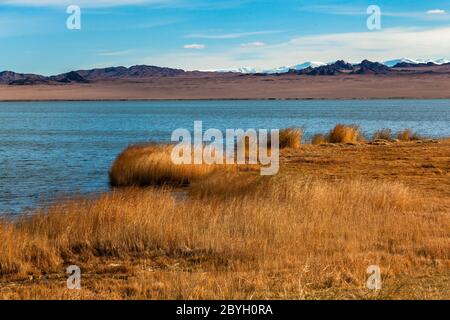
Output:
[
  {"left": 397, "top": 128, "right": 421, "bottom": 141},
  {"left": 328, "top": 124, "right": 362, "bottom": 144},
  {"left": 373, "top": 128, "right": 392, "bottom": 141},
  {"left": 311, "top": 125, "right": 363, "bottom": 144},
  {"left": 1, "top": 168, "right": 449, "bottom": 299},
  {"left": 1, "top": 132, "right": 449, "bottom": 299},
  {"left": 109, "top": 143, "right": 239, "bottom": 187},
  {"left": 279, "top": 128, "right": 303, "bottom": 149},
  {"left": 311, "top": 134, "right": 327, "bottom": 145}
]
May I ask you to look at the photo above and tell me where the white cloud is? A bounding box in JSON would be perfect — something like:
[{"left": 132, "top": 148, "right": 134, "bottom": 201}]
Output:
[
  {"left": 283, "top": 27, "right": 450, "bottom": 61},
  {"left": 427, "top": 9, "right": 446, "bottom": 15},
  {"left": 142, "top": 26, "right": 450, "bottom": 71},
  {"left": 186, "top": 30, "right": 283, "bottom": 39},
  {"left": 183, "top": 44, "right": 205, "bottom": 50},
  {"left": 240, "top": 41, "right": 266, "bottom": 47},
  {"left": 300, "top": 5, "right": 449, "bottom": 19}
]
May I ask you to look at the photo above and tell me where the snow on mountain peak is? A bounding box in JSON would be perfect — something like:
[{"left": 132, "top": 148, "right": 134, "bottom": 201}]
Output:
[
  {"left": 383, "top": 58, "right": 450, "bottom": 67},
  {"left": 225, "top": 61, "right": 327, "bottom": 74},
  {"left": 218, "top": 58, "right": 449, "bottom": 74}
]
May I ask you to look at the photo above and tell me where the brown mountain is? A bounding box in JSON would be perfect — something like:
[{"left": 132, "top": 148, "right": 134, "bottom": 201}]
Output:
[
  {"left": 392, "top": 62, "right": 440, "bottom": 68},
  {"left": 2, "top": 65, "right": 187, "bottom": 85},
  {"left": 4, "top": 60, "right": 450, "bottom": 87},
  {"left": 49, "top": 71, "right": 89, "bottom": 83},
  {"left": 0, "top": 71, "right": 47, "bottom": 84},
  {"left": 74, "top": 65, "right": 186, "bottom": 80},
  {"left": 352, "top": 60, "right": 391, "bottom": 74},
  {"left": 286, "top": 60, "right": 355, "bottom": 76}
]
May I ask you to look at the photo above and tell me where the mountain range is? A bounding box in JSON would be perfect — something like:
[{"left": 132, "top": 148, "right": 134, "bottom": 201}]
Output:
[
  {"left": 1, "top": 58, "right": 450, "bottom": 85},
  {"left": 234, "top": 58, "right": 450, "bottom": 74}
]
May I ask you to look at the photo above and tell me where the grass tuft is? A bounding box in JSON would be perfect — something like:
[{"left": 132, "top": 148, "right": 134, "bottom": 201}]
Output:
[
  {"left": 397, "top": 128, "right": 421, "bottom": 141},
  {"left": 279, "top": 128, "right": 303, "bottom": 149},
  {"left": 109, "top": 144, "right": 225, "bottom": 187},
  {"left": 312, "top": 134, "right": 328, "bottom": 145},
  {"left": 373, "top": 128, "right": 392, "bottom": 141},
  {"left": 328, "top": 124, "right": 361, "bottom": 144}
]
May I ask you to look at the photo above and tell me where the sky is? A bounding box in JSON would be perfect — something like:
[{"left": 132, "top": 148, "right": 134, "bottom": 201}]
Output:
[{"left": 1, "top": 0, "right": 450, "bottom": 75}]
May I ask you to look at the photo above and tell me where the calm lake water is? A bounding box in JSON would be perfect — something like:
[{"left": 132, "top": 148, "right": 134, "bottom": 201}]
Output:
[{"left": 1, "top": 99, "right": 449, "bottom": 214}]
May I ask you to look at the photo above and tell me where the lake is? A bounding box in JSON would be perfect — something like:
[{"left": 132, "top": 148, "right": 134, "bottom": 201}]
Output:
[{"left": 1, "top": 99, "right": 449, "bottom": 214}]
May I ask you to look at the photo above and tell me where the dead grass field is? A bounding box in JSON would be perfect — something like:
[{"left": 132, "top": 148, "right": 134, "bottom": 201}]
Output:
[{"left": 0, "top": 138, "right": 449, "bottom": 300}]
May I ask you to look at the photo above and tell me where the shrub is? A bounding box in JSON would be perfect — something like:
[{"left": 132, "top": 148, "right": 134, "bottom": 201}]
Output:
[
  {"left": 311, "top": 134, "right": 327, "bottom": 145},
  {"left": 328, "top": 124, "right": 361, "bottom": 144},
  {"left": 109, "top": 144, "right": 219, "bottom": 187},
  {"left": 279, "top": 128, "right": 303, "bottom": 149},
  {"left": 373, "top": 128, "right": 392, "bottom": 141},
  {"left": 397, "top": 129, "right": 421, "bottom": 141}
]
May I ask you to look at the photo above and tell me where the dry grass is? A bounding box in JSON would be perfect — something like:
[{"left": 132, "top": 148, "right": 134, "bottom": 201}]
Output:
[
  {"left": 311, "top": 134, "right": 328, "bottom": 145},
  {"left": 279, "top": 128, "right": 303, "bottom": 149},
  {"left": 1, "top": 135, "right": 449, "bottom": 300},
  {"left": 109, "top": 143, "right": 243, "bottom": 187},
  {"left": 1, "top": 175, "right": 449, "bottom": 299},
  {"left": 310, "top": 125, "right": 363, "bottom": 145},
  {"left": 328, "top": 124, "right": 362, "bottom": 144},
  {"left": 397, "top": 128, "right": 421, "bottom": 141},
  {"left": 1, "top": 141, "right": 450, "bottom": 299},
  {"left": 373, "top": 128, "right": 392, "bottom": 141}
]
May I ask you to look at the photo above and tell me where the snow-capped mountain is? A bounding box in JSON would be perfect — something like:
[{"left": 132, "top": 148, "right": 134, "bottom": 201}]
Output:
[
  {"left": 383, "top": 58, "right": 450, "bottom": 67},
  {"left": 382, "top": 58, "right": 419, "bottom": 67},
  {"left": 430, "top": 58, "right": 450, "bottom": 65},
  {"left": 219, "top": 58, "right": 450, "bottom": 74},
  {"left": 289, "top": 61, "right": 327, "bottom": 71},
  {"left": 221, "top": 61, "right": 327, "bottom": 74}
]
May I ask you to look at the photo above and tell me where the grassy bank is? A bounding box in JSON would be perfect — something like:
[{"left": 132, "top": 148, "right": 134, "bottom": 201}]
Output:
[
  {"left": 1, "top": 173, "right": 448, "bottom": 299},
  {"left": 0, "top": 128, "right": 449, "bottom": 300}
]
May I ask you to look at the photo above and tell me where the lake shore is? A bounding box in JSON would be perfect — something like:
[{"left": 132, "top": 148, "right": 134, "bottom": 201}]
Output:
[
  {"left": 1, "top": 137, "right": 449, "bottom": 300},
  {"left": 4, "top": 74, "right": 450, "bottom": 101}
]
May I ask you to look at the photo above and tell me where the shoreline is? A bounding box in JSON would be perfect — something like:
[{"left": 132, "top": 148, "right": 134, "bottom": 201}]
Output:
[{"left": 2, "top": 137, "right": 449, "bottom": 215}]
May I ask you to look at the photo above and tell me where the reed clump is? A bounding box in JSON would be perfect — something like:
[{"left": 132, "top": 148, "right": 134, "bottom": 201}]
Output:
[
  {"left": 327, "top": 124, "right": 362, "bottom": 143},
  {"left": 311, "top": 133, "right": 328, "bottom": 145},
  {"left": 373, "top": 128, "right": 392, "bottom": 141},
  {"left": 279, "top": 128, "right": 303, "bottom": 149},
  {"left": 311, "top": 124, "right": 363, "bottom": 144},
  {"left": 397, "top": 128, "right": 421, "bottom": 141},
  {"left": 109, "top": 144, "right": 228, "bottom": 187}
]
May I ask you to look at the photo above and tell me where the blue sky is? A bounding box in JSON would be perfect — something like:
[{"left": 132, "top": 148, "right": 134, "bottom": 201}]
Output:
[{"left": 1, "top": 0, "right": 450, "bottom": 75}]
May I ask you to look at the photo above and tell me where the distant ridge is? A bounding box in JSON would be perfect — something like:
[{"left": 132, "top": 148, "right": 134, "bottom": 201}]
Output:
[
  {"left": 284, "top": 60, "right": 390, "bottom": 76},
  {"left": 49, "top": 71, "right": 90, "bottom": 83},
  {"left": 0, "top": 65, "right": 189, "bottom": 85},
  {"left": 2, "top": 58, "right": 450, "bottom": 85},
  {"left": 383, "top": 58, "right": 450, "bottom": 68},
  {"left": 74, "top": 65, "right": 186, "bottom": 80},
  {"left": 0, "top": 71, "right": 47, "bottom": 85},
  {"left": 232, "top": 58, "right": 450, "bottom": 74},
  {"left": 221, "top": 61, "right": 327, "bottom": 74},
  {"left": 353, "top": 60, "right": 391, "bottom": 74}
]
